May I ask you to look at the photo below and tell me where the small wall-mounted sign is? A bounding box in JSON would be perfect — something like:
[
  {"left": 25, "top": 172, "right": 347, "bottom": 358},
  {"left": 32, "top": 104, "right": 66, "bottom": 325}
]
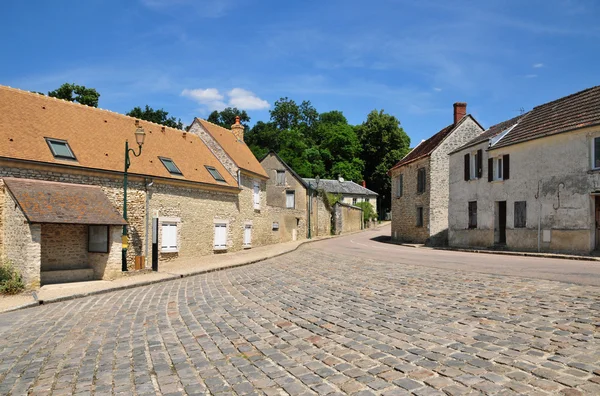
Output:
[{"left": 272, "top": 222, "right": 279, "bottom": 230}]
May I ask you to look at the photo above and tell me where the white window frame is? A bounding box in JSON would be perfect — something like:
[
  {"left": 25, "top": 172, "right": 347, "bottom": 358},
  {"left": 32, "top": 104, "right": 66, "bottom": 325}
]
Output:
[
  {"left": 286, "top": 190, "right": 295, "bottom": 209},
  {"left": 243, "top": 223, "right": 252, "bottom": 248},
  {"left": 493, "top": 157, "right": 503, "bottom": 181},
  {"left": 470, "top": 151, "right": 478, "bottom": 180},
  {"left": 253, "top": 181, "right": 260, "bottom": 210},
  {"left": 592, "top": 136, "right": 600, "bottom": 170},
  {"left": 213, "top": 221, "right": 228, "bottom": 250},
  {"left": 160, "top": 219, "right": 179, "bottom": 253}
]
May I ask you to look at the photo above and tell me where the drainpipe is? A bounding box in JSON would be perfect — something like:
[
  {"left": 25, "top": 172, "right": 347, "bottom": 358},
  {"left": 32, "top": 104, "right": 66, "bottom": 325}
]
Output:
[{"left": 145, "top": 178, "right": 153, "bottom": 268}]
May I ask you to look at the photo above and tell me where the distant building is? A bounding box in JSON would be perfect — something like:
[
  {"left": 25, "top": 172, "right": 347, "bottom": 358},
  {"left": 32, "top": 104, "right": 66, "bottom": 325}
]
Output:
[
  {"left": 304, "top": 177, "right": 378, "bottom": 214},
  {"left": 389, "top": 103, "right": 484, "bottom": 245},
  {"left": 448, "top": 86, "right": 600, "bottom": 254}
]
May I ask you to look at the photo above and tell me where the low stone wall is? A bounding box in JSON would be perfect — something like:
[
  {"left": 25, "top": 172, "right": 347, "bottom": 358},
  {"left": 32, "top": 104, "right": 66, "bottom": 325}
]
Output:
[
  {"left": 333, "top": 203, "right": 363, "bottom": 235},
  {"left": 309, "top": 196, "right": 331, "bottom": 237}
]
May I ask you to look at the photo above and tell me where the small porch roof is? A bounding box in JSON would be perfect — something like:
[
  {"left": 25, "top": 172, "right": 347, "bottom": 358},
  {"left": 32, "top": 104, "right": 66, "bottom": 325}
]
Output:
[{"left": 3, "top": 177, "right": 127, "bottom": 225}]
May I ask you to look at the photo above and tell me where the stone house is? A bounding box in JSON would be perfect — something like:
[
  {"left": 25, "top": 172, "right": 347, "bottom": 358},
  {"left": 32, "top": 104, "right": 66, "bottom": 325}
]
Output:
[
  {"left": 389, "top": 103, "right": 484, "bottom": 245},
  {"left": 259, "top": 151, "right": 308, "bottom": 242},
  {"left": 303, "top": 177, "right": 376, "bottom": 235},
  {"left": 0, "top": 85, "right": 265, "bottom": 287},
  {"left": 448, "top": 86, "right": 600, "bottom": 254}
]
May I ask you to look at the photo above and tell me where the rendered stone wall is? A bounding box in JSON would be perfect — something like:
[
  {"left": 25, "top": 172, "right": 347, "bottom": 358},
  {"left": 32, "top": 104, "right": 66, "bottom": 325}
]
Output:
[
  {"left": 448, "top": 125, "right": 600, "bottom": 254},
  {"left": 390, "top": 157, "right": 430, "bottom": 243},
  {"left": 261, "top": 153, "right": 308, "bottom": 211},
  {"left": 309, "top": 195, "right": 331, "bottom": 237},
  {"left": 334, "top": 203, "right": 363, "bottom": 234}
]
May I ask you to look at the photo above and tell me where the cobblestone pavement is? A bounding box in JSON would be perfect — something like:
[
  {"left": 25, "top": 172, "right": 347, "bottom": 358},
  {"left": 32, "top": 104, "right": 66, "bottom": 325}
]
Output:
[{"left": 0, "top": 248, "right": 599, "bottom": 395}]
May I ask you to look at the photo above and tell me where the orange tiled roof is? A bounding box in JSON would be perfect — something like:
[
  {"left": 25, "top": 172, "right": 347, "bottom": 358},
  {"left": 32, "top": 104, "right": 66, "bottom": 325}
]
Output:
[
  {"left": 196, "top": 118, "right": 269, "bottom": 179},
  {"left": 0, "top": 85, "right": 238, "bottom": 190},
  {"left": 4, "top": 177, "right": 127, "bottom": 225}
]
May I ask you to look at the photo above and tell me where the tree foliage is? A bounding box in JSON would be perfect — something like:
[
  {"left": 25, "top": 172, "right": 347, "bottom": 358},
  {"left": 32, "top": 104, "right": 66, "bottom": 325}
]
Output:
[
  {"left": 355, "top": 201, "right": 377, "bottom": 222},
  {"left": 48, "top": 83, "right": 100, "bottom": 107},
  {"left": 356, "top": 110, "right": 411, "bottom": 216},
  {"left": 207, "top": 107, "right": 250, "bottom": 129},
  {"left": 126, "top": 105, "right": 183, "bottom": 129}
]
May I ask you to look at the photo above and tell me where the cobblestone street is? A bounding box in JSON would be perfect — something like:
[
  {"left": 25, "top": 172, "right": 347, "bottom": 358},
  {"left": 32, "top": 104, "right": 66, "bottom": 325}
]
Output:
[{"left": 1, "top": 246, "right": 599, "bottom": 395}]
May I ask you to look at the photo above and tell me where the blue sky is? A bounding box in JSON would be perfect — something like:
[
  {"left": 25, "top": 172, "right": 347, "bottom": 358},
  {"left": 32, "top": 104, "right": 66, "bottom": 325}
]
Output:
[{"left": 2, "top": 0, "right": 599, "bottom": 144}]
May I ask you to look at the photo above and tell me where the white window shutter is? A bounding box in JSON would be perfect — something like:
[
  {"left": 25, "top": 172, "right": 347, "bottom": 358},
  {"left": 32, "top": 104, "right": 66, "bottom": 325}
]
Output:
[
  {"left": 161, "top": 223, "right": 178, "bottom": 252},
  {"left": 214, "top": 224, "right": 227, "bottom": 249},
  {"left": 253, "top": 181, "right": 260, "bottom": 209},
  {"left": 244, "top": 225, "right": 252, "bottom": 246},
  {"left": 286, "top": 191, "right": 295, "bottom": 208}
]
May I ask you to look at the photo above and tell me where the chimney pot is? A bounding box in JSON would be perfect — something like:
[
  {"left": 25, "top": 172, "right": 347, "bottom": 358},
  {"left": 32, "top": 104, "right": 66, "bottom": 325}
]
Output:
[
  {"left": 362, "top": 180, "right": 366, "bottom": 188},
  {"left": 453, "top": 102, "right": 467, "bottom": 125}
]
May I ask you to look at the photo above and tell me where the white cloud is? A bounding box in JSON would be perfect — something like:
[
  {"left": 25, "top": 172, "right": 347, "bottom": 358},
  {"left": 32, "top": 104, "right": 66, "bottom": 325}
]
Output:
[
  {"left": 181, "top": 88, "right": 270, "bottom": 111},
  {"left": 227, "top": 88, "right": 270, "bottom": 110},
  {"left": 433, "top": 87, "right": 442, "bottom": 92},
  {"left": 533, "top": 63, "right": 544, "bottom": 68}
]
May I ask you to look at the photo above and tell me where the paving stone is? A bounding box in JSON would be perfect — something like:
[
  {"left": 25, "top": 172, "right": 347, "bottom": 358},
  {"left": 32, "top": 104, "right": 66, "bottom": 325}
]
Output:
[{"left": 393, "top": 378, "right": 423, "bottom": 391}]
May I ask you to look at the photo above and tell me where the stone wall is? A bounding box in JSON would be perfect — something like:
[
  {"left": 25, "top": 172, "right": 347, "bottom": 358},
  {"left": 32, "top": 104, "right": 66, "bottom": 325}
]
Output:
[
  {"left": 334, "top": 203, "right": 363, "bottom": 234},
  {"left": 341, "top": 195, "right": 377, "bottom": 217},
  {"left": 261, "top": 153, "right": 308, "bottom": 211},
  {"left": 390, "top": 157, "right": 430, "bottom": 243},
  {"left": 448, "top": 125, "right": 600, "bottom": 254},
  {"left": 1, "top": 190, "right": 41, "bottom": 288},
  {"left": 41, "top": 224, "right": 88, "bottom": 271},
  {"left": 309, "top": 195, "right": 331, "bottom": 237},
  {"left": 428, "top": 117, "right": 483, "bottom": 245},
  {"left": 88, "top": 226, "right": 122, "bottom": 279}
]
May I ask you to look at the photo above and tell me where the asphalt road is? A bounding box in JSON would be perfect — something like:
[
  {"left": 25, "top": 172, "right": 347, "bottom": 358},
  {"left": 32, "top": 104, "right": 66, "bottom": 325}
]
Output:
[{"left": 316, "top": 224, "right": 600, "bottom": 287}]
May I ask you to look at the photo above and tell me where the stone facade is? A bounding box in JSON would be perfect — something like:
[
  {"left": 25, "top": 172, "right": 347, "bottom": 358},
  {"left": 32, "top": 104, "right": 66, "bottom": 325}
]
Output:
[
  {"left": 41, "top": 224, "right": 89, "bottom": 270},
  {"left": 449, "top": 124, "right": 600, "bottom": 254},
  {"left": 188, "top": 121, "right": 238, "bottom": 178},
  {"left": 333, "top": 203, "right": 363, "bottom": 234},
  {"left": 309, "top": 195, "right": 332, "bottom": 237},
  {"left": 391, "top": 116, "right": 483, "bottom": 245}
]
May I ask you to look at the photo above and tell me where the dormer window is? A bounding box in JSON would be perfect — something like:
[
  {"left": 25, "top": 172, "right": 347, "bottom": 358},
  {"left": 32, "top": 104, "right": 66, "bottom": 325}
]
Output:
[
  {"left": 205, "top": 166, "right": 225, "bottom": 182},
  {"left": 159, "top": 157, "right": 182, "bottom": 175},
  {"left": 46, "top": 138, "right": 76, "bottom": 160}
]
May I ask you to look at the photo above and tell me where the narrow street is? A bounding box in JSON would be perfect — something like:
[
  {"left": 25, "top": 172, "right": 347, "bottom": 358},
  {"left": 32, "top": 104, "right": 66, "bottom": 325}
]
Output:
[{"left": 0, "top": 228, "right": 598, "bottom": 395}]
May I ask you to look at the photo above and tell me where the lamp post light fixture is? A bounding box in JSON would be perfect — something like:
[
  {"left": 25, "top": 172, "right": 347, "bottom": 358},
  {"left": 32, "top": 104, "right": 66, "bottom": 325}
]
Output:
[{"left": 122, "top": 124, "right": 146, "bottom": 271}]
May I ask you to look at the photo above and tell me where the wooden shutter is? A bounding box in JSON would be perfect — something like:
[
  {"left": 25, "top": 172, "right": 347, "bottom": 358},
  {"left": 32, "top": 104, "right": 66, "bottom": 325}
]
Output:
[
  {"left": 477, "top": 149, "right": 483, "bottom": 178},
  {"left": 503, "top": 154, "right": 510, "bottom": 180},
  {"left": 243, "top": 225, "right": 252, "bottom": 246},
  {"left": 488, "top": 158, "right": 493, "bottom": 182},
  {"left": 464, "top": 154, "right": 470, "bottom": 181},
  {"left": 214, "top": 224, "right": 227, "bottom": 248},
  {"left": 399, "top": 174, "right": 403, "bottom": 197},
  {"left": 286, "top": 191, "right": 295, "bottom": 208},
  {"left": 253, "top": 182, "right": 260, "bottom": 209},
  {"left": 161, "top": 223, "right": 177, "bottom": 251}
]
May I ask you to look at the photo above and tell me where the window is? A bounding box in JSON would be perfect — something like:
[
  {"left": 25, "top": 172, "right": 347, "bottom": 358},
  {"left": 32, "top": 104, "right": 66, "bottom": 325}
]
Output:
[
  {"left": 161, "top": 223, "right": 178, "bottom": 252},
  {"left": 352, "top": 197, "right": 357, "bottom": 205},
  {"left": 276, "top": 170, "right": 286, "bottom": 186},
  {"left": 464, "top": 150, "right": 483, "bottom": 181},
  {"left": 396, "top": 174, "right": 403, "bottom": 197},
  {"left": 416, "top": 207, "right": 424, "bottom": 227},
  {"left": 514, "top": 201, "right": 527, "bottom": 228},
  {"left": 488, "top": 155, "right": 510, "bottom": 182},
  {"left": 88, "top": 225, "right": 108, "bottom": 253},
  {"left": 593, "top": 137, "right": 600, "bottom": 169},
  {"left": 468, "top": 201, "right": 477, "bottom": 229},
  {"left": 417, "top": 168, "right": 426, "bottom": 193},
  {"left": 243, "top": 224, "right": 252, "bottom": 247},
  {"left": 159, "top": 157, "right": 183, "bottom": 175},
  {"left": 46, "top": 138, "right": 76, "bottom": 160},
  {"left": 214, "top": 223, "right": 227, "bottom": 250},
  {"left": 206, "top": 166, "right": 225, "bottom": 182},
  {"left": 253, "top": 181, "right": 260, "bottom": 210},
  {"left": 286, "top": 190, "right": 295, "bottom": 209}
]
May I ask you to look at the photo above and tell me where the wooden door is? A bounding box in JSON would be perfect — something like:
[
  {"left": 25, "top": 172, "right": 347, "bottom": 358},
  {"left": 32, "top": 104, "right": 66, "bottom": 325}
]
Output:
[
  {"left": 499, "top": 201, "right": 507, "bottom": 244},
  {"left": 596, "top": 197, "right": 600, "bottom": 249}
]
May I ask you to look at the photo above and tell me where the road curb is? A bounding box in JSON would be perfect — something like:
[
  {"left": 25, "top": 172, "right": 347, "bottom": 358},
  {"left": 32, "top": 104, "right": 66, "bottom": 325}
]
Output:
[
  {"left": 435, "top": 247, "right": 600, "bottom": 262},
  {"left": 1, "top": 227, "right": 371, "bottom": 313}
]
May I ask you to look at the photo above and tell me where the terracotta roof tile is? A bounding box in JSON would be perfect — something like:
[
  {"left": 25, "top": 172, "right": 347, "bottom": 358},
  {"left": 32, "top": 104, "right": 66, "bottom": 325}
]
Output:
[
  {"left": 196, "top": 119, "right": 268, "bottom": 178},
  {"left": 4, "top": 177, "right": 127, "bottom": 225},
  {"left": 452, "top": 113, "right": 528, "bottom": 154},
  {"left": 492, "top": 85, "right": 600, "bottom": 149},
  {"left": 0, "top": 85, "right": 238, "bottom": 189},
  {"left": 390, "top": 124, "right": 454, "bottom": 170}
]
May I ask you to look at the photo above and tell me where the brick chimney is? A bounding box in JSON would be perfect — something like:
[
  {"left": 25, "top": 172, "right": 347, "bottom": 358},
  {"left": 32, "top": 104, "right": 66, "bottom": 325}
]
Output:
[
  {"left": 453, "top": 102, "right": 467, "bottom": 125},
  {"left": 231, "top": 116, "right": 244, "bottom": 141},
  {"left": 362, "top": 180, "right": 366, "bottom": 188}
]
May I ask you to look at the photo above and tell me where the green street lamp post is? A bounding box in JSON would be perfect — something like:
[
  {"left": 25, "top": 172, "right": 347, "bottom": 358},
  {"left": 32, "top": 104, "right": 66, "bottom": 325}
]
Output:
[{"left": 122, "top": 125, "right": 146, "bottom": 272}]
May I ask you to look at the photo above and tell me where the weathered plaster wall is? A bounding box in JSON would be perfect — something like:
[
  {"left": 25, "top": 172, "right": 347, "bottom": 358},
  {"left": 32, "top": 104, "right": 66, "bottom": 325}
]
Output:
[
  {"left": 390, "top": 157, "right": 430, "bottom": 243},
  {"left": 261, "top": 153, "right": 308, "bottom": 211},
  {"left": 309, "top": 195, "right": 331, "bottom": 237},
  {"left": 341, "top": 195, "right": 378, "bottom": 216},
  {"left": 334, "top": 203, "right": 363, "bottom": 234},
  {"left": 429, "top": 117, "right": 483, "bottom": 245},
  {"left": 449, "top": 125, "right": 600, "bottom": 254}
]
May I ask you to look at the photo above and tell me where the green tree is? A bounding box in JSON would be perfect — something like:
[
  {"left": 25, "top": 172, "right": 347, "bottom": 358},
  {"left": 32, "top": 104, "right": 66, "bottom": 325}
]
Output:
[
  {"left": 48, "top": 83, "right": 100, "bottom": 107},
  {"left": 126, "top": 105, "right": 183, "bottom": 129},
  {"left": 356, "top": 201, "right": 377, "bottom": 222},
  {"left": 207, "top": 107, "right": 250, "bottom": 129},
  {"left": 356, "top": 110, "right": 411, "bottom": 217}
]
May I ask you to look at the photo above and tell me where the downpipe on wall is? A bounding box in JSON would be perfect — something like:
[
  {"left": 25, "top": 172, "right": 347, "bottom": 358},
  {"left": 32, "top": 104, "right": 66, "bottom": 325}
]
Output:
[{"left": 144, "top": 178, "right": 153, "bottom": 268}]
